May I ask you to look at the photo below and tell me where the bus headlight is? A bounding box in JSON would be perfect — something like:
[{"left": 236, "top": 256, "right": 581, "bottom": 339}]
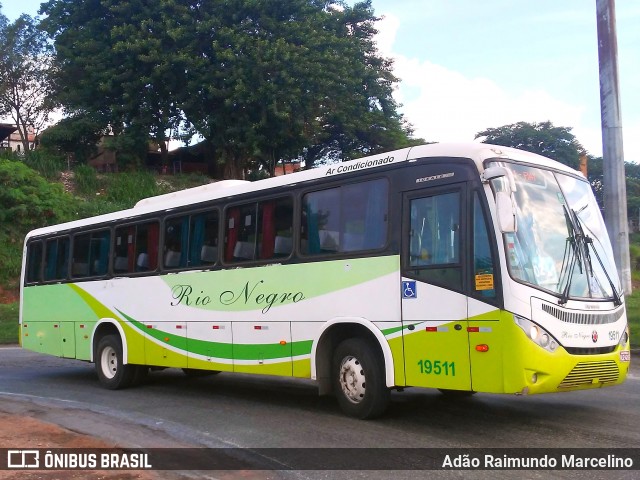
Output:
[{"left": 515, "top": 315, "right": 558, "bottom": 353}]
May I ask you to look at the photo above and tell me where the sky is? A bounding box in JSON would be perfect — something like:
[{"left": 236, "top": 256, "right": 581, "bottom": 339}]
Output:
[{"left": 3, "top": 0, "right": 639, "bottom": 161}]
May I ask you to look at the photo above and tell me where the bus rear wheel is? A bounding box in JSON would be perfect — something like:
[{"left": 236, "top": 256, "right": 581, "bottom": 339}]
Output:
[
  {"left": 332, "top": 338, "right": 390, "bottom": 419},
  {"left": 95, "top": 334, "right": 135, "bottom": 389}
]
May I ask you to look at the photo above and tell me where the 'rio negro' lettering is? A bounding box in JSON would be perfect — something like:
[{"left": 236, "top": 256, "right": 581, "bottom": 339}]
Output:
[
  {"left": 220, "top": 280, "right": 305, "bottom": 314},
  {"left": 170, "top": 285, "right": 212, "bottom": 307},
  {"left": 170, "top": 281, "right": 305, "bottom": 314}
]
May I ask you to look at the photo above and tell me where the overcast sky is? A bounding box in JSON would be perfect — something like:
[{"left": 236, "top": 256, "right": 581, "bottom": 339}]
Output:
[{"left": 4, "top": 0, "right": 639, "bottom": 161}]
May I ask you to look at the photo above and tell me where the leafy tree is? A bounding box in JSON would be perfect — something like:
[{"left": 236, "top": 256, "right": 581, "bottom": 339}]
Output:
[
  {"left": 40, "top": 0, "right": 418, "bottom": 178},
  {"left": 475, "top": 121, "right": 584, "bottom": 169},
  {"left": 40, "top": 0, "right": 186, "bottom": 167},
  {"left": 0, "top": 12, "right": 56, "bottom": 155},
  {"left": 39, "top": 113, "right": 107, "bottom": 163}
]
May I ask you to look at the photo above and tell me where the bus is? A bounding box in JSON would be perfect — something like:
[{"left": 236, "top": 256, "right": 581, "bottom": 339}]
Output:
[{"left": 20, "top": 143, "right": 631, "bottom": 419}]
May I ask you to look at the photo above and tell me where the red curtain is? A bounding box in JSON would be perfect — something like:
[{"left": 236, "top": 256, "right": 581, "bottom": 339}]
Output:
[{"left": 260, "top": 201, "right": 276, "bottom": 259}]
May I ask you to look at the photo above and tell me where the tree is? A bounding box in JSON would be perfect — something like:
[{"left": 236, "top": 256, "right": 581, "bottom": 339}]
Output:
[
  {"left": 40, "top": 0, "right": 418, "bottom": 178},
  {"left": 475, "top": 121, "right": 584, "bottom": 169},
  {"left": 38, "top": 113, "right": 107, "bottom": 163},
  {"left": 40, "top": 0, "right": 187, "bottom": 167},
  {"left": 0, "top": 12, "right": 56, "bottom": 155}
]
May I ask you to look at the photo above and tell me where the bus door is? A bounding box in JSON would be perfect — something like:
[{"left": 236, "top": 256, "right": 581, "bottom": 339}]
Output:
[{"left": 401, "top": 185, "right": 472, "bottom": 391}]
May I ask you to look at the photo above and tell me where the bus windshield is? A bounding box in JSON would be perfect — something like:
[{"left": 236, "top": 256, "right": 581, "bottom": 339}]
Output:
[{"left": 490, "top": 161, "right": 621, "bottom": 302}]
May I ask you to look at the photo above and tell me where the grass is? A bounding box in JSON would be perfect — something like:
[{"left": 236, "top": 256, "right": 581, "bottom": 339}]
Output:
[{"left": 0, "top": 303, "right": 18, "bottom": 345}]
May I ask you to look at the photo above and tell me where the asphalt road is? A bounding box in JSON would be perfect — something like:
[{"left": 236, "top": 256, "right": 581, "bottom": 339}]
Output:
[{"left": 0, "top": 346, "right": 638, "bottom": 479}]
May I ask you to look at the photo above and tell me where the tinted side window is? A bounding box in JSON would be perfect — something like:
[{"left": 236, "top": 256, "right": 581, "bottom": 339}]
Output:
[
  {"left": 164, "top": 210, "right": 219, "bottom": 269},
  {"left": 44, "top": 237, "right": 70, "bottom": 281},
  {"left": 225, "top": 197, "right": 293, "bottom": 263},
  {"left": 26, "top": 241, "right": 43, "bottom": 283},
  {"left": 301, "top": 179, "right": 388, "bottom": 255},
  {"left": 114, "top": 222, "right": 159, "bottom": 274},
  {"left": 72, "top": 230, "right": 111, "bottom": 278}
]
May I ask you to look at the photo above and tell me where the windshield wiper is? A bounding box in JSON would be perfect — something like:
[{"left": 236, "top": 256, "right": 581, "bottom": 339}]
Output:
[
  {"left": 558, "top": 205, "right": 581, "bottom": 305},
  {"left": 572, "top": 209, "right": 622, "bottom": 306}
]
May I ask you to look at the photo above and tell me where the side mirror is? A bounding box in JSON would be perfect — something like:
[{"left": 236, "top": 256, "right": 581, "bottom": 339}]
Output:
[
  {"left": 496, "top": 191, "right": 517, "bottom": 233},
  {"left": 481, "top": 166, "right": 517, "bottom": 192}
]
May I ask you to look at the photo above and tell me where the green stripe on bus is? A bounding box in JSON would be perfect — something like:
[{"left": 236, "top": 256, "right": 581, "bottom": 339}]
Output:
[{"left": 117, "top": 309, "right": 313, "bottom": 361}]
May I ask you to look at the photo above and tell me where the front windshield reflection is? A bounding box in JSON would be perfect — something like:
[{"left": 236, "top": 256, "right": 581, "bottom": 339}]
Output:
[{"left": 490, "top": 162, "right": 619, "bottom": 301}]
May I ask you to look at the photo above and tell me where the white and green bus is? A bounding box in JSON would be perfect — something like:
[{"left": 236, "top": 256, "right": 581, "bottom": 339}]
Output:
[{"left": 20, "top": 143, "right": 631, "bottom": 418}]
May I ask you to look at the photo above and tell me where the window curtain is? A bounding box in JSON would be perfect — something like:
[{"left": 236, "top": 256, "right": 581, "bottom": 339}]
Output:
[
  {"left": 45, "top": 241, "right": 58, "bottom": 280},
  {"left": 189, "top": 214, "right": 206, "bottom": 266},
  {"left": 260, "top": 201, "right": 276, "bottom": 259},
  {"left": 97, "top": 233, "right": 110, "bottom": 275}
]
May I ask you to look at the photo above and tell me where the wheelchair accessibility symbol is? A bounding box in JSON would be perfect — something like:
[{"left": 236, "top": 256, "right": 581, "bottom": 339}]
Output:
[{"left": 402, "top": 281, "right": 417, "bottom": 299}]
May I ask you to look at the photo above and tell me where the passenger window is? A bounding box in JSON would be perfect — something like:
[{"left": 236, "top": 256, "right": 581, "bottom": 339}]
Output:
[
  {"left": 225, "top": 198, "right": 292, "bottom": 262},
  {"left": 301, "top": 179, "right": 388, "bottom": 255},
  {"left": 72, "top": 229, "right": 111, "bottom": 278},
  {"left": 407, "top": 191, "right": 462, "bottom": 290},
  {"left": 114, "top": 222, "right": 159, "bottom": 274},
  {"left": 26, "top": 241, "right": 43, "bottom": 283},
  {"left": 44, "top": 237, "right": 70, "bottom": 281},
  {"left": 163, "top": 211, "right": 219, "bottom": 269}
]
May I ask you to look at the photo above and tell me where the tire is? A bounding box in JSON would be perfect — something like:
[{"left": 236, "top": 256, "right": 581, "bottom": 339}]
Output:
[
  {"left": 182, "top": 368, "right": 221, "bottom": 378},
  {"left": 94, "top": 334, "right": 135, "bottom": 390},
  {"left": 332, "top": 338, "right": 390, "bottom": 419}
]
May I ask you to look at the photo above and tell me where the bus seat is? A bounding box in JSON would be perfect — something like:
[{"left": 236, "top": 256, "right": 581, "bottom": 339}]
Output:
[
  {"left": 114, "top": 256, "right": 128, "bottom": 272},
  {"left": 136, "top": 253, "right": 149, "bottom": 270},
  {"left": 274, "top": 236, "right": 292, "bottom": 255},
  {"left": 200, "top": 245, "right": 218, "bottom": 263},
  {"left": 318, "top": 230, "right": 339, "bottom": 251},
  {"left": 233, "top": 241, "right": 255, "bottom": 260},
  {"left": 164, "top": 250, "right": 181, "bottom": 268},
  {"left": 72, "top": 262, "right": 89, "bottom": 276}
]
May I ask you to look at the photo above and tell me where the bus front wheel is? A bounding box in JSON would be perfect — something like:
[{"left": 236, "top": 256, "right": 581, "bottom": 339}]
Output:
[
  {"left": 95, "top": 334, "right": 135, "bottom": 389},
  {"left": 332, "top": 338, "right": 390, "bottom": 419}
]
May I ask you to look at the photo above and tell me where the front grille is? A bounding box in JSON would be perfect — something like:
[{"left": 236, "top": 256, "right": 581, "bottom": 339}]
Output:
[
  {"left": 565, "top": 346, "right": 616, "bottom": 355},
  {"left": 558, "top": 360, "right": 619, "bottom": 389},
  {"left": 542, "top": 304, "right": 624, "bottom": 325}
]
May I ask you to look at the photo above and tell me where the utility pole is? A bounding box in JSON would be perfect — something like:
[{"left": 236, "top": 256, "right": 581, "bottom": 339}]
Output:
[{"left": 596, "top": 0, "right": 632, "bottom": 294}]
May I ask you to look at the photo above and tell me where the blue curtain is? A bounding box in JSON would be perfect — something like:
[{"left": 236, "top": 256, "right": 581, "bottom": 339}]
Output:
[
  {"left": 189, "top": 215, "right": 205, "bottom": 266},
  {"left": 45, "top": 241, "right": 58, "bottom": 280}
]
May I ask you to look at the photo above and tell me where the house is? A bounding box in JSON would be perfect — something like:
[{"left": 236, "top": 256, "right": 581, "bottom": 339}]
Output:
[{"left": 0, "top": 123, "right": 36, "bottom": 153}]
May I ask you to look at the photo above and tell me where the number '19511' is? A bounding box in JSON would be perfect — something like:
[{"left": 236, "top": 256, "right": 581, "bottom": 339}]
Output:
[{"left": 417, "top": 359, "right": 455, "bottom": 376}]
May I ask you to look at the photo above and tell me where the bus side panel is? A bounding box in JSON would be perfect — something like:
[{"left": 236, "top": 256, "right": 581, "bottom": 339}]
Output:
[
  {"left": 467, "top": 306, "right": 504, "bottom": 393},
  {"left": 74, "top": 321, "right": 96, "bottom": 361},
  {"left": 186, "top": 321, "right": 234, "bottom": 372},
  {"left": 59, "top": 321, "right": 76, "bottom": 358},
  {"left": 22, "top": 285, "right": 96, "bottom": 360}
]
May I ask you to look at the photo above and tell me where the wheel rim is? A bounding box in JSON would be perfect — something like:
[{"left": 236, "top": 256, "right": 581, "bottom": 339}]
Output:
[
  {"left": 100, "top": 345, "right": 118, "bottom": 380},
  {"left": 338, "top": 355, "right": 366, "bottom": 404}
]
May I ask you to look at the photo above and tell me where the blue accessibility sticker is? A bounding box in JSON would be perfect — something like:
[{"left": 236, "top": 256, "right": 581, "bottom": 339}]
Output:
[{"left": 402, "top": 281, "right": 417, "bottom": 299}]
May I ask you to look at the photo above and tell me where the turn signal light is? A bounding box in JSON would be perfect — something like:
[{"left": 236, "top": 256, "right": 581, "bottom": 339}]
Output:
[{"left": 475, "top": 344, "right": 489, "bottom": 352}]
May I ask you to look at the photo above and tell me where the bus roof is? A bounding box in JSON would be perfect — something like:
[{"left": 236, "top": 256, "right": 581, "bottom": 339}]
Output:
[{"left": 25, "top": 142, "right": 581, "bottom": 239}]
